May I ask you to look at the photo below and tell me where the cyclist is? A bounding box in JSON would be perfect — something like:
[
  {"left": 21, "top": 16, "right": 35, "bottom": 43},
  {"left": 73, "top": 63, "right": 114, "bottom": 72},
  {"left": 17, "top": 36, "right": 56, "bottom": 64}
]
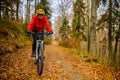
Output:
[{"left": 27, "top": 9, "right": 53, "bottom": 57}]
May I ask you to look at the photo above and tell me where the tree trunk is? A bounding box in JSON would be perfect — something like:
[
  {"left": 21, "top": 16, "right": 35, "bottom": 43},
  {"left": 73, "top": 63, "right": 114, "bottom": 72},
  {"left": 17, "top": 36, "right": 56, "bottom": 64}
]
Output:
[
  {"left": 113, "top": 36, "right": 119, "bottom": 61},
  {"left": 26, "top": 0, "right": 30, "bottom": 23},
  {"left": 87, "top": 0, "right": 91, "bottom": 52},
  {"left": 5, "top": 2, "right": 9, "bottom": 19},
  {"left": 28, "top": 0, "right": 30, "bottom": 22},
  {"left": 0, "top": 0, "right": 1, "bottom": 18},
  {"left": 90, "top": 0, "right": 97, "bottom": 54},
  {"left": 113, "top": 11, "right": 120, "bottom": 63},
  {"left": 119, "top": 40, "right": 120, "bottom": 62},
  {"left": 16, "top": 1, "right": 19, "bottom": 21},
  {"left": 108, "top": 0, "right": 113, "bottom": 64},
  {"left": 26, "top": 0, "right": 28, "bottom": 23},
  {"left": 10, "top": 0, "right": 13, "bottom": 20},
  {"left": 35, "top": 0, "right": 36, "bottom": 14}
]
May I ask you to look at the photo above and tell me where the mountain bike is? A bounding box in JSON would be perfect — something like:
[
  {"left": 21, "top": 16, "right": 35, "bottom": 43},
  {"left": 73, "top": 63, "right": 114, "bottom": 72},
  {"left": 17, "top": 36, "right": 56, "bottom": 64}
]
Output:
[{"left": 34, "top": 32, "right": 50, "bottom": 76}]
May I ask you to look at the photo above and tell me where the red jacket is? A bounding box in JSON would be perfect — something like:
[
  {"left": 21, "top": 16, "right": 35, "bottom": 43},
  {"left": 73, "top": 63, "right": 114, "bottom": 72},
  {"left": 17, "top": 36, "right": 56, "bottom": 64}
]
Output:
[{"left": 27, "top": 15, "right": 52, "bottom": 32}]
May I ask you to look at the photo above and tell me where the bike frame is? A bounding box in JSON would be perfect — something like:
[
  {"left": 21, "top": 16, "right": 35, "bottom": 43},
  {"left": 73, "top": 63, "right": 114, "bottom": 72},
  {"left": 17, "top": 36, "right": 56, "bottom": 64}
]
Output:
[{"left": 35, "top": 33, "right": 44, "bottom": 62}]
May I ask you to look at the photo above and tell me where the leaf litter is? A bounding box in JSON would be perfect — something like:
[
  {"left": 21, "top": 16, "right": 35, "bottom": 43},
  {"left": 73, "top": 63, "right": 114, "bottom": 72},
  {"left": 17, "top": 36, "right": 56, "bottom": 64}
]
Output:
[{"left": 0, "top": 44, "right": 120, "bottom": 80}]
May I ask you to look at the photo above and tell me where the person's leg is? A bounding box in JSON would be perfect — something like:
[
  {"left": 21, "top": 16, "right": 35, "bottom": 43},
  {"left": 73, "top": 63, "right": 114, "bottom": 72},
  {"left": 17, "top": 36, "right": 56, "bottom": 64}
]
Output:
[
  {"left": 32, "top": 41, "right": 36, "bottom": 53},
  {"left": 31, "top": 34, "right": 37, "bottom": 57}
]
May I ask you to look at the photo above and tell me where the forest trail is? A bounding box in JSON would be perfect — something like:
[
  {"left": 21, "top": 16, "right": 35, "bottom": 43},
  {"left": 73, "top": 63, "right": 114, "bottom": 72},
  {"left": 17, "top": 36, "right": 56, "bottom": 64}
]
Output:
[{"left": 0, "top": 41, "right": 120, "bottom": 80}]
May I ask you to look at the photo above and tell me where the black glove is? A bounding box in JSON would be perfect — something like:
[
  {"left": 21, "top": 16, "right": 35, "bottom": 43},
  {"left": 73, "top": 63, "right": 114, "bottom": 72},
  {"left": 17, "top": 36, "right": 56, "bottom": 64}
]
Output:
[
  {"left": 27, "top": 30, "right": 36, "bottom": 35},
  {"left": 48, "top": 32, "right": 53, "bottom": 35},
  {"left": 27, "top": 30, "right": 32, "bottom": 34}
]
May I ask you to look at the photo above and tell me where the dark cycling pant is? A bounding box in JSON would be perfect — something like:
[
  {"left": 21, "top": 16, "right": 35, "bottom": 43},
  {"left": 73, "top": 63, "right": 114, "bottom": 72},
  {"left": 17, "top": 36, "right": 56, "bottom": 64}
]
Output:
[{"left": 32, "top": 33, "right": 44, "bottom": 53}]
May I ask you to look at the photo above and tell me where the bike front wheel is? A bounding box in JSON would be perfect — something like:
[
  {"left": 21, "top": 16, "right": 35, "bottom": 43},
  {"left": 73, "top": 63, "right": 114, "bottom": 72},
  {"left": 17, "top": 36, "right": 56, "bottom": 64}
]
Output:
[
  {"left": 37, "top": 57, "right": 44, "bottom": 76},
  {"left": 37, "top": 44, "right": 44, "bottom": 76}
]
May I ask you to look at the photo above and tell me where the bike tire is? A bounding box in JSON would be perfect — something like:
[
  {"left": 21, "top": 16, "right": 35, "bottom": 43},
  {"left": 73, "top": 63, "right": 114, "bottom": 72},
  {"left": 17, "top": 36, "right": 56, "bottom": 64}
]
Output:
[
  {"left": 37, "top": 57, "right": 43, "bottom": 75},
  {"left": 37, "top": 46, "right": 44, "bottom": 76}
]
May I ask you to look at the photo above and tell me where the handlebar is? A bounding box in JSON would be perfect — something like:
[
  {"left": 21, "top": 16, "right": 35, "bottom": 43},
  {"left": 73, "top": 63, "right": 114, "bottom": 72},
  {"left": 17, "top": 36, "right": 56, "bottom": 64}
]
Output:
[
  {"left": 34, "top": 32, "right": 53, "bottom": 35},
  {"left": 27, "top": 30, "right": 53, "bottom": 35}
]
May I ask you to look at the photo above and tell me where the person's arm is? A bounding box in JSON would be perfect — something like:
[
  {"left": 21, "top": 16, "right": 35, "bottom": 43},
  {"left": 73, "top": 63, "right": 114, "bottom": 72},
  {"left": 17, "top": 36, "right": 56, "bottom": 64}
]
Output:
[
  {"left": 27, "top": 16, "right": 35, "bottom": 31},
  {"left": 26, "top": 30, "right": 33, "bottom": 34},
  {"left": 44, "top": 16, "right": 53, "bottom": 34}
]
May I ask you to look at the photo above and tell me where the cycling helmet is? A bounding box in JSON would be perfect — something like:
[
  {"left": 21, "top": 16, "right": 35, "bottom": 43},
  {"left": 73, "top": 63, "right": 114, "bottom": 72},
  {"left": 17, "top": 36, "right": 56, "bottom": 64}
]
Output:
[{"left": 36, "top": 9, "right": 45, "bottom": 14}]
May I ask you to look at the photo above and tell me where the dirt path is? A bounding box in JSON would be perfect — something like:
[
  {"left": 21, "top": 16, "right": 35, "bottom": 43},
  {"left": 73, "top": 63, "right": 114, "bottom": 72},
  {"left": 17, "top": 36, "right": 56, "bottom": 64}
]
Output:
[
  {"left": 0, "top": 43, "right": 86, "bottom": 80},
  {"left": 0, "top": 41, "right": 120, "bottom": 80}
]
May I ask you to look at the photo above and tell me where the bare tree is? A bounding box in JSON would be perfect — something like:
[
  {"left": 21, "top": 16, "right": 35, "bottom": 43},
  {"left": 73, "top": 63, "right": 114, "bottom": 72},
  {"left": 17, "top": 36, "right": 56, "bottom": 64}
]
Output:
[
  {"left": 26, "top": 0, "right": 31, "bottom": 23},
  {"left": 35, "top": 0, "right": 37, "bottom": 14},
  {"left": 54, "top": 0, "right": 73, "bottom": 40},
  {"left": 58, "top": 0, "right": 73, "bottom": 19},
  {"left": 16, "top": 0, "right": 20, "bottom": 21}
]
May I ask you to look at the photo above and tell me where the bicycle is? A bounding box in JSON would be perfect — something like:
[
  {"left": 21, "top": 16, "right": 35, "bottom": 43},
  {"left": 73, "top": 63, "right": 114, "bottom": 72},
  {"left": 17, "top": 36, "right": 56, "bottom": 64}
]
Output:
[{"left": 33, "top": 32, "right": 51, "bottom": 76}]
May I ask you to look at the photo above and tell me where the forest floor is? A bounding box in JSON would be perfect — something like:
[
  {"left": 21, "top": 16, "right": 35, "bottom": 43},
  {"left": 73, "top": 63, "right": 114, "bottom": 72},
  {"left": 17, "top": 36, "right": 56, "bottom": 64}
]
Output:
[{"left": 0, "top": 41, "right": 120, "bottom": 80}]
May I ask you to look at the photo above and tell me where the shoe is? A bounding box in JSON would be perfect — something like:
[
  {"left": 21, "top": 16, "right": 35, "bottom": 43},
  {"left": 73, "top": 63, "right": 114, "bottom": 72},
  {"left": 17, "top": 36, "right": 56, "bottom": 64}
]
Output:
[
  {"left": 39, "top": 56, "right": 45, "bottom": 59},
  {"left": 44, "top": 56, "right": 45, "bottom": 59},
  {"left": 31, "top": 53, "right": 35, "bottom": 57}
]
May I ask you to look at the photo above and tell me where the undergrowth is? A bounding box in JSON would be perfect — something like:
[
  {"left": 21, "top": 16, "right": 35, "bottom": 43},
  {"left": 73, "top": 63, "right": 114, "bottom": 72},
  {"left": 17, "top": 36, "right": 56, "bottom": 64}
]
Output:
[
  {"left": 59, "top": 39, "right": 98, "bottom": 63},
  {"left": 59, "top": 39, "right": 120, "bottom": 68},
  {"left": 0, "top": 19, "right": 31, "bottom": 54}
]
